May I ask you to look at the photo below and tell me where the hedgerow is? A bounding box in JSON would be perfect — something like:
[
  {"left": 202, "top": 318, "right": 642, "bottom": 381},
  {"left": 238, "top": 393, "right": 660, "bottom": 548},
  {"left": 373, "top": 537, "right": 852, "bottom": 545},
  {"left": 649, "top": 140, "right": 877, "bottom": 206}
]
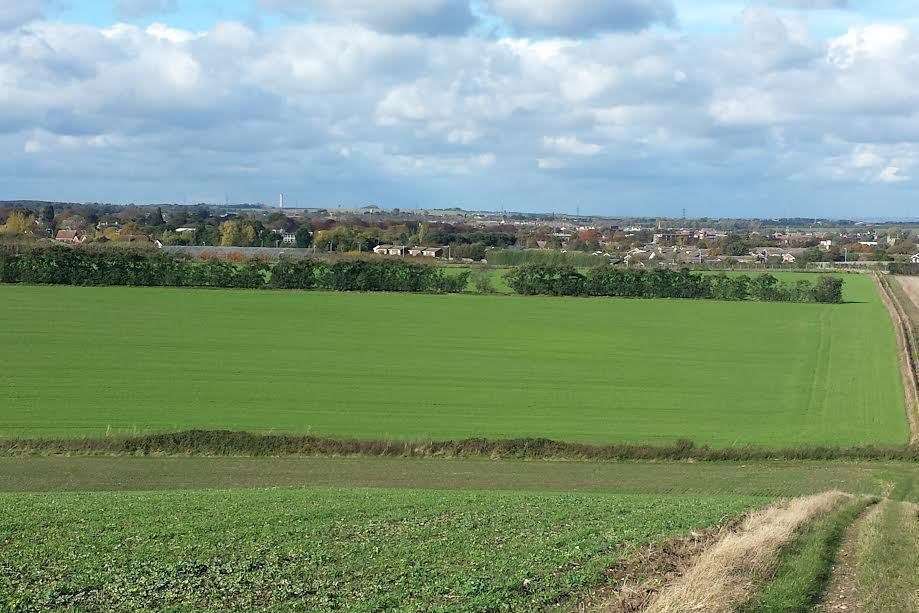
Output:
[
  {"left": 4, "top": 430, "right": 918, "bottom": 461},
  {"left": 505, "top": 264, "right": 844, "bottom": 303},
  {"left": 0, "top": 244, "right": 469, "bottom": 293}
]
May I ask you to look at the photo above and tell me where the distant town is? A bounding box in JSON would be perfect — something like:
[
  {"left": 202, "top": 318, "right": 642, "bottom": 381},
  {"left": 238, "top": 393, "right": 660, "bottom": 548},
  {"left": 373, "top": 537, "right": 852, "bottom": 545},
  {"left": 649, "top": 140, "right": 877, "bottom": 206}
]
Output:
[{"left": 2, "top": 199, "right": 918, "bottom": 269}]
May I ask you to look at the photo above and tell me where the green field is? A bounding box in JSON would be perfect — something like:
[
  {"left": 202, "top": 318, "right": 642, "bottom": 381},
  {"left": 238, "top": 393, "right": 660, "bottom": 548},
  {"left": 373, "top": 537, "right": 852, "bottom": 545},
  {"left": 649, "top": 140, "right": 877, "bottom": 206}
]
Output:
[
  {"left": 0, "top": 273, "right": 907, "bottom": 446},
  {"left": 0, "top": 487, "right": 762, "bottom": 611},
  {"left": 3, "top": 456, "right": 918, "bottom": 500}
]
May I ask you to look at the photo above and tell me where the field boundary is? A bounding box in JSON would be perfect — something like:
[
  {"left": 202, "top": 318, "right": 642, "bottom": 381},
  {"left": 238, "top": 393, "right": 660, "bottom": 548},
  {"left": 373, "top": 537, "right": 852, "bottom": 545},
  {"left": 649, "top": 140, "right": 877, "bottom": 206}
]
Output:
[
  {"left": 4, "top": 430, "right": 919, "bottom": 461},
  {"left": 875, "top": 274, "right": 919, "bottom": 444}
]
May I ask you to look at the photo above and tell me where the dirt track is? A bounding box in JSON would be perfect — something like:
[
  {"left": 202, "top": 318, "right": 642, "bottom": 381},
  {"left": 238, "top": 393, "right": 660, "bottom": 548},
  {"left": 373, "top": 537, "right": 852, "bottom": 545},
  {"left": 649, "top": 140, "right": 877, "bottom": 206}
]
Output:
[{"left": 895, "top": 275, "right": 919, "bottom": 311}]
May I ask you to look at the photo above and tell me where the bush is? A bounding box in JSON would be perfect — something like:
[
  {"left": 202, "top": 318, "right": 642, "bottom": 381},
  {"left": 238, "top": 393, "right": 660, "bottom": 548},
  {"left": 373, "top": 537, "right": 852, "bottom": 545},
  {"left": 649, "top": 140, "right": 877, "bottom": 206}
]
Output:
[
  {"left": 473, "top": 270, "right": 496, "bottom": 294},
  {"left": 507, "top": 263, "right": 843, "bottom": 303},
  {"left": 812, "top": 276, "right": 844, "bottom": 304}
]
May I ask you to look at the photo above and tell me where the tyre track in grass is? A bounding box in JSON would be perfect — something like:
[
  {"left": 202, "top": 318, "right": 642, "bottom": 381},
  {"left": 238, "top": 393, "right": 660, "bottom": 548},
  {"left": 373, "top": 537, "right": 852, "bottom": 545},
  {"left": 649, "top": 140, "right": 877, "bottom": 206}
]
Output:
[
  {"left": 817, "top": 502, "right": 882, "bottom": 613},
  {"left": 852, "top": 498, "right": 919, "bottom": 613}
]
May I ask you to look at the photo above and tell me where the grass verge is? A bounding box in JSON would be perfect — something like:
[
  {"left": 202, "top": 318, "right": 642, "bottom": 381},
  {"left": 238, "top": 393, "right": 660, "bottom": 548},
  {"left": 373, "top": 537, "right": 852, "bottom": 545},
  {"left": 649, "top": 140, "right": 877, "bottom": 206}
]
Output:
[
  {"left": 855, "top": 499, "right": 919, "bottom": 612},
  {"left": 740, "top": 497, "right": 872, "bottom": 612}
]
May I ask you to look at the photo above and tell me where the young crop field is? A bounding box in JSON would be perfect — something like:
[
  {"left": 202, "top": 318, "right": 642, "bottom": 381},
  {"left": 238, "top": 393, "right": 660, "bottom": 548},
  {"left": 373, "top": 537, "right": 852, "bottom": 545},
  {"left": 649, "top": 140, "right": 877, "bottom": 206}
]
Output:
[
  {"left": 0, "top": 272, "right": 906, "bottom": 446},
  {"left": 0, "top": 487, "right": 763, "bottom": 612},
  {"left": 3, "top": 456, "right": 918, "bottom": 501}
]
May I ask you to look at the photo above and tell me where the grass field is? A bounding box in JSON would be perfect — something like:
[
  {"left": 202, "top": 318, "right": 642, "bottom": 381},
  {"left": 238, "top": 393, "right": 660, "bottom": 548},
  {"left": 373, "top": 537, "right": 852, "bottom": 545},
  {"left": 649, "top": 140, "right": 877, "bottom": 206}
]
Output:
[
  {"left": 0, "top": 273, "right": 906, "bottom": 446},
  {"left": 2, "top": 457, "right": 918, "bottom": 500},
  {"left": 0, "top": 487, "right": 762, "bottom": 611}
]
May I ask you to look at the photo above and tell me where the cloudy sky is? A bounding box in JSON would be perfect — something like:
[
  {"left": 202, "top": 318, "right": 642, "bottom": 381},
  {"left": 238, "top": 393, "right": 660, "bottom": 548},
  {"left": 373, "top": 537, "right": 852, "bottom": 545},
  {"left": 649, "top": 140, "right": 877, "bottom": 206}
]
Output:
[{"left": 3, "top": 1, "right": 919, "bottom": 218}]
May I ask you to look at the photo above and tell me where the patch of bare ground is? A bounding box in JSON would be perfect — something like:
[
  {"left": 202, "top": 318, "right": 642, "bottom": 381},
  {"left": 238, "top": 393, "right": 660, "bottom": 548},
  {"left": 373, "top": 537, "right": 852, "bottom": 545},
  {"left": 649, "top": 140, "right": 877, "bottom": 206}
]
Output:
[
  {"left": 817, "top": 503, "right": 882, "bottom": 613},
  {"left": 876, "top": 275, "right": 919, "bottom": 444},
  {"left": 642, "top": 491, "right": 851, "bottom": 613},
  {"left": 895, "top": 275, "right": 919, "bottom": 311},
  {"left": 569, "top": 520, "right": 740, "bottom": 612}
]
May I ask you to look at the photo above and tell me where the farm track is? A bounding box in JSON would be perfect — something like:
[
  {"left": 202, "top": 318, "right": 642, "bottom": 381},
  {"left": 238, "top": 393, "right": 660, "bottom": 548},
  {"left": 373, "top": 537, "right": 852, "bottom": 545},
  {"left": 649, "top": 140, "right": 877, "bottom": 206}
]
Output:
[
  {"left": 570, "top": 521, "right": 734, "bottom": 612},
  {"left": 644, "top": 491, "right": 851, "bottom": 613},
  {"left": 876, "top": 274, "right": 919, "bottom": 444},
  {"left": 816, "top": 502, "right": 881, "bottom": 613}
]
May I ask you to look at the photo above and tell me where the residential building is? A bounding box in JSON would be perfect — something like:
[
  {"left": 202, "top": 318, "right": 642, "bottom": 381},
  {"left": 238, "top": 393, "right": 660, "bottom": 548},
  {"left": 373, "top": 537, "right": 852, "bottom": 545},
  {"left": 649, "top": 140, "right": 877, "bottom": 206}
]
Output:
[
  {"left": 54, "top": 230, "right": 86, "bottom": 245},
  {"left": 373, "top": 244, "right": 407, "bottom": 256}
]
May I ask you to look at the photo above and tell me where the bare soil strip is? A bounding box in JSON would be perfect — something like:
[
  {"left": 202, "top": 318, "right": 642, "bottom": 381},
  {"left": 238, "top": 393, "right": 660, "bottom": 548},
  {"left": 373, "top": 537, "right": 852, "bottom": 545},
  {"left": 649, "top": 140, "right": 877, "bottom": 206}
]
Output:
[
  {"left": 642, "top": 491, "right": 851, "bottom": 613},
  {"left": 817, "top": 502, "right": 882, "bottom": 613},
  {"left": 570, "top": 521, "right": 739, "bottom": 612},
  {"left": 876, "top": 274, "right": 919, "bottom": 444}
]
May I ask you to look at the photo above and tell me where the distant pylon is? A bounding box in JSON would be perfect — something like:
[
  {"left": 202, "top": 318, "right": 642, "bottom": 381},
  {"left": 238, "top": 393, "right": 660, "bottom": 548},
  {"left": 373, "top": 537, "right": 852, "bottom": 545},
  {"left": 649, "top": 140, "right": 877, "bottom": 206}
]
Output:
[{"left": 279, "top": 193, "right": 284, "bottom": 209}]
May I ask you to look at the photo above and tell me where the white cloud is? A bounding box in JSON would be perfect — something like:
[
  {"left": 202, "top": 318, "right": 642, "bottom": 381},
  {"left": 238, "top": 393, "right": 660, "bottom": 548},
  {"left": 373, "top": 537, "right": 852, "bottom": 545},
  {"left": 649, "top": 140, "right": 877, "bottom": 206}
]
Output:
[
  {"left": 4, "top": 8, "right": 919, "bottom": 215},
  {"left": 878, "top": 166, "right": 908, "bottom": 183},
  {"left": 827, "top": 25, "right": 910, "bottom": 69},
  {"left": 543, "top": 136, "right": 602, "bottom": 156}
]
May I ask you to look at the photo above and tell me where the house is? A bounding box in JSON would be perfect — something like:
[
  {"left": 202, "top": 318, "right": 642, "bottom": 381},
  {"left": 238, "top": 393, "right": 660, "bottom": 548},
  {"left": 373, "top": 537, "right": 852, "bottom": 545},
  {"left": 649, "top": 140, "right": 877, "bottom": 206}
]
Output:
[
  {"left": 819, "top": 240, "right": 833, "bottom": 251},
  {"left": 54, "top": 230, "right": 86, "bottom": 245},
  {"left": 373, "top": 244, "right": 407, "bottom": 256},
  {"left": 407, "top": 246, "right": 445, "bottom": 258},
  {"left": 911, "top": 253, "right": 919, "bottom": 264},
  {"left": 751, "top": 247, "right": 805, "bottom": 263},
  {"left": 175, "top": 227, "right": 196, "bottom": 234},
  {"left": 280, "top": 232, "right": 296, "bottom": 245}
]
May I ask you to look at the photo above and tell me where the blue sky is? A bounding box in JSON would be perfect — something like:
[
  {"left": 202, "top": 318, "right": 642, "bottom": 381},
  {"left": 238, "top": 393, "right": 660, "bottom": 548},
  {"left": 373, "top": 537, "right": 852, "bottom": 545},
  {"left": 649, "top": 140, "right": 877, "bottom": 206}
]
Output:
[{"left": 3, "top": 0, "right": 919, "bottom": 218}]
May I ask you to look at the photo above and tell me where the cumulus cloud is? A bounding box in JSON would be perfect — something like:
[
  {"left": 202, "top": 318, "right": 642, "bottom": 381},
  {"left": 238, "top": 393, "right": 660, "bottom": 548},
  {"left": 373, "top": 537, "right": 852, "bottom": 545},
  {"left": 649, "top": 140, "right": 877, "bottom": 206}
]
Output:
[
  {"left": 3, "top": 7, "right": 919, "bottom": 215},
  {"left": 484, "top": 0, "right": 676, "bottom": 36},
  {"left": 114, "top": 0, "right": 178, "bottom": 19},
  {"left": 258, "top": 0, "right": 476, "bottom": 35}
]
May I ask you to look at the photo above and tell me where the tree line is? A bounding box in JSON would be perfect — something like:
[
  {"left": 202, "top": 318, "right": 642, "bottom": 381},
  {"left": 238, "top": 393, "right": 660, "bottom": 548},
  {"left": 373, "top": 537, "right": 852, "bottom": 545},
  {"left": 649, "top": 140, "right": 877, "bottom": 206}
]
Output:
[
  {"left": 505, "top": 264, "right": 845, "bottom": 303},
  {"left": 0, "top": 245, "right": 468, "bottom": 293},
  {"left": 0, "top": 245, "right": 844, "bottom": 302}
]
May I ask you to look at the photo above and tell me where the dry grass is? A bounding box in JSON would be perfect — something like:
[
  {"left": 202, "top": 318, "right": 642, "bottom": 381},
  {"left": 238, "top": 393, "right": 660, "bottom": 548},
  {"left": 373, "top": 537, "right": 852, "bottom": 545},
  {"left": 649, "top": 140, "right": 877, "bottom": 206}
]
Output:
[
  {"left": 644, "top": 491, "right": 851, "bottom": 613},
  {"left": 571, "top": 521, "right": 740, "bottom": 613}
]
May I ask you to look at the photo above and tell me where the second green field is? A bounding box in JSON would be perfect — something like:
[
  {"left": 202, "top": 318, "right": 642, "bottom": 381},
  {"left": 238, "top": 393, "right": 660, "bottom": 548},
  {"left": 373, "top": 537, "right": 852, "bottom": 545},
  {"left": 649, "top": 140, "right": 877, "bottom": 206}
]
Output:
[{"left": 0, "top": 273, "right": 907, "bottom": 446}]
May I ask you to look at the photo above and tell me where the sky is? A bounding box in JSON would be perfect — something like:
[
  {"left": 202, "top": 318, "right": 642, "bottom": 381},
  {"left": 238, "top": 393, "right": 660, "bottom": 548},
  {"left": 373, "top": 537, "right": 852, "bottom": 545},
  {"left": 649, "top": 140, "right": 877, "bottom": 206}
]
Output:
[{"left": 3, "top": 1, "right": 919, "bottom": 218}]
